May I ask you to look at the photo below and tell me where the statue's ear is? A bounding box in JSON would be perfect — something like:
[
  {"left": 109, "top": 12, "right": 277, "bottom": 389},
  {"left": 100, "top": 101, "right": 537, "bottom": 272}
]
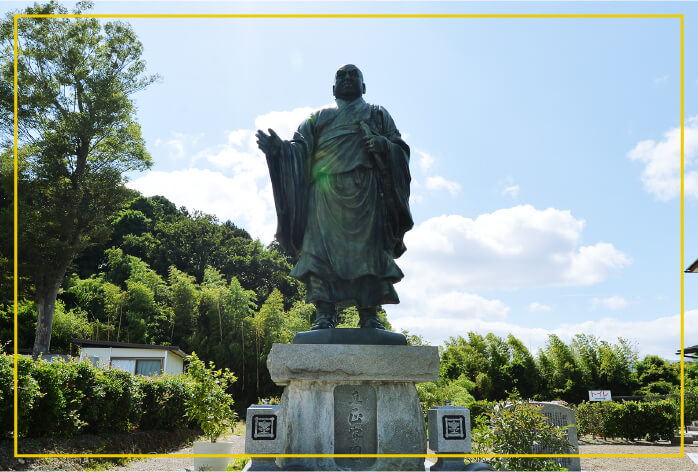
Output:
[
  {"left": 362, "top": 83, "right": 366, "bottom": 94},
  {"left": 332, "top": 85, "right": 336, "bottom": 97}
]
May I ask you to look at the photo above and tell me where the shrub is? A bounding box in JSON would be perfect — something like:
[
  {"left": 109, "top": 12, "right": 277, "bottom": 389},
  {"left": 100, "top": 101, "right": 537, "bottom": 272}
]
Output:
[
  {"left": 575, "top": 401, "right": 605, "bottom": 438},
  {"left": 683, "top": 388, "right": 698, "bottom": 425},
  {"left": 140, "top": 375, "right": 194, "bottom": 430},
  {"left": 472, "top": 401, "right": 572, "bottom": 471},
  {"left": 94, "top": 367, "right": 142, "bottom": 433},
  {"left": 0, "top": 352, "right": 41, "bottom": 438},
  {"left": 575, "top": 399, "right": 678, "bottom": 441},
  {"left": 6, "top": 352, "right": 197, "bottom": 438},
  {"left": 468, "top": 399, "right": 497, "bottom": 424},
  {"left": 26, "top": 358, "right": 84, "bottom": 437},
  {"left": 64, "top": 360, "right": 103, "bottom": 434},
  {"left": 640, "top": 400, "right": 678, "bottom": 441},
  {"left": 0, "top": 349, "right": 12, "bottom": 437},
  {"left": 185, "top": 352, "right": 237, "bottom": 442},
  {"left": 15, "top": 356, "right": 41, "bottom": 438}
]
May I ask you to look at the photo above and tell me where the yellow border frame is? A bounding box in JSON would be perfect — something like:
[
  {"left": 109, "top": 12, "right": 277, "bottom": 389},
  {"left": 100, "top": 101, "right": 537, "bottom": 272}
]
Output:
[{"left": 12, "top": 12, "right": 686, "bottom": 463}]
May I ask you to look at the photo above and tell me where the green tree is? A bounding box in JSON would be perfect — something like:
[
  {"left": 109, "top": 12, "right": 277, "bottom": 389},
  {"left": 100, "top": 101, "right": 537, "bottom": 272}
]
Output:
[
  {"left": 484, "top": 333, "right": 512, "bottom": 399},
  {"left": 168, "top": 266, "right": 199, "bottom": 352},
  {"left": 74, "top": 195, "right": 302, "bottom": 308},
  {"left": 1, "top": 2, "right": 157, "bottom": 355},
  {"left": 538, "top": 334, "right": 585, "bottom": 403},
  {"left": 0, "top": 299, "right": 36, "bottom": 349},
  {"left": 505, "top": 334, "right": 541, "bottom": 399},
  {"left": 634, "top": 355, "right": 679, "bottom": 395},
  {"left": 598, "top": 338, "right": 638, "bottom": 395},
  {"left": 439, "top": 334, "right": 489, "bottom": 385},
  {"left": 253, "top": 289, "right": 285, "bottom": 398},
  {"left": 50, "top": 300, "right": 91, "bottom": 352},
  {"left": 571, "top": 334, "right": 601, "bottom": 391},
  {"left": 102, "top": 281, "right": 126, "bottom": 342}
]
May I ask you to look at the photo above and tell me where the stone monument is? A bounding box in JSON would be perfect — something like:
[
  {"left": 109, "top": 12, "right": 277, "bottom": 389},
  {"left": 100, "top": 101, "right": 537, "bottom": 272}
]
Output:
[
  {"left": 244, "top": 404, "right": 283, "bottom": 471},
  {"left": 258, "top": 65, "right": 435, "bottom": 471},
  {"left": 530, "top": 402, "right": 581, "bottom": 471},
  {"left": 428, "top": 405, "right": 472, "bottom": 471}
]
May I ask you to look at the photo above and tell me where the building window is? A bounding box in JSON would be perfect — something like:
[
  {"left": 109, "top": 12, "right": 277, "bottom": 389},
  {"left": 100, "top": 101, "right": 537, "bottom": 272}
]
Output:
[
  {"left": 136, "top": 359, "right": 162, "bottom": 376},
  {"left": 111, "top": 358, "right": 163, "bottom": 376}
]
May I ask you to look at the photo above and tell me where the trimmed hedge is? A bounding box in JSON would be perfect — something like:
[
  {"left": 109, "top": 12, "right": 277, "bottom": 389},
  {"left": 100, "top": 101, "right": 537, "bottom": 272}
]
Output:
[
  {"left": 0, "top": 352, "right": 196, "bottom": 438},
  {"left": 576, "top": 399, "right": 678, "bottom": 441}
]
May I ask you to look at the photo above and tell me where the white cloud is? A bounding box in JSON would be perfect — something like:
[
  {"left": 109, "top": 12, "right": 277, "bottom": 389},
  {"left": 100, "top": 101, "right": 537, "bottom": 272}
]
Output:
[
  {"left": 390, "top": 204, "right": 631, "bottom": 353},
  {"left": 127, "top": 168, "right": 277, "bottom": 244},
  {"left": 409, "top": 194, "right": 424, "bottom": 205},
  {"left": 132, "top": 107, "right": 327, "bottom": 243},
  {"left": 425, "top": 176, "right": 461, "bottom": 197},
  {"left": 397, "top": 205, "right": 630, "bottom": 292},
  {"left": 502, "top": 184, "right": 520, "bottom": 198},
  {"left": 254, "top": 106, "right": 318, "bottom": 140},
  {"left": 592, "top": 296, "right": 629, "bottom": 310},
  {"left": 627, "top": 116, "right": 698, "bottom": 201},
  {"left": 417, "top": 150, "right": 435, "bottom": 172},
  {"left": 396, "top": 290, "right": 510, "bottom": 321},
  {"left": 389, "top": 308, "right": 696, "bottom": 362},
  {"left": 529, "top": 302, "right": 552, "bottom": 312},
  {"left": 655, "top": 75, "right": 669, "bottom": 86},
  {"left": 200, "top": 131, "right": 267, "bottom": 179},
  {"left": 154, "top": 132, "right": 203, "bottom": 161}
]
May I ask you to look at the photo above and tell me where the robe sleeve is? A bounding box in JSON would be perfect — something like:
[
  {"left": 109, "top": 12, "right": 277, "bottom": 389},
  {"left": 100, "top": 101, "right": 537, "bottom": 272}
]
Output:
[
  {"left": 373, "top": 106, "right": 414, "bottom": 259},
  {"left": 265, "top": 118, "right": 315, "bottom": 257}
]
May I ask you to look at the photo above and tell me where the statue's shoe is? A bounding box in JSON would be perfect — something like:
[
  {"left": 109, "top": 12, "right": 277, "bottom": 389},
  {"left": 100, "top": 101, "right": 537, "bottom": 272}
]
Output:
[
  {"left": 358, "top": 316, "right": 385, "bottom": 330},
  {"left": 311, "top": 314, "right": 336, "bottom": 330}
]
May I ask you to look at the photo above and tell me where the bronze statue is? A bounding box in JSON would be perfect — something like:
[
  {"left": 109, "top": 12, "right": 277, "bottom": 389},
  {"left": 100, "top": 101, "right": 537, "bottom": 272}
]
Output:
[{"left": 256, "top": 64, "right": 413, "bottom": 331}]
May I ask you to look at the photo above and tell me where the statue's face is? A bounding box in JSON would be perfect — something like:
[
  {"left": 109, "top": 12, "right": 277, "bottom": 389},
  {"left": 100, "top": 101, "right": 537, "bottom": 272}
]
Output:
[{"left": 333, "top": 64, "right": 365, "bottom": 100}]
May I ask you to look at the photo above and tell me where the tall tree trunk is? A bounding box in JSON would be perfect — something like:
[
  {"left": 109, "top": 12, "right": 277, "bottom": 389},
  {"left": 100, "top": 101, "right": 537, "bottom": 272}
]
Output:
[
  {"left": 255, "top": 331, "right": 260, "bottom": 398},
  {"left": 217, "top": 301, "right": 223, "bottom": 343},
  {"left": 241, "top": 319, "right": 245, "bottom": 392},
  {"left": 32, "top": 271, "right": 64, "bottom": 358},
  {"left": 117, "top": 305, "right": 122, "bottom": 342}
]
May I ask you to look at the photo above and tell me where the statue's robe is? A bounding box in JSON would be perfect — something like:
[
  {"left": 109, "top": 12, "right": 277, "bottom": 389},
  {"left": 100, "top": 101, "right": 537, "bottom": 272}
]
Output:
[{"left": 266, "top": 97, "right": 413, "bottom": 307}]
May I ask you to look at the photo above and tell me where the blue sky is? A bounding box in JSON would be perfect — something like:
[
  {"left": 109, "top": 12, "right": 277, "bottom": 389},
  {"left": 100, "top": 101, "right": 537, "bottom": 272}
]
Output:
[{"left": 9, "top": 1, "right": 698, "bottom": 360}]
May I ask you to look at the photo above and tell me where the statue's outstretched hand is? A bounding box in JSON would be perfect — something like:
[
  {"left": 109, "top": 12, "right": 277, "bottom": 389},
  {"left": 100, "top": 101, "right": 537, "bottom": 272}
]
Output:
[{"left": 256, "top": 128, "right": 282, "bottom": 157}]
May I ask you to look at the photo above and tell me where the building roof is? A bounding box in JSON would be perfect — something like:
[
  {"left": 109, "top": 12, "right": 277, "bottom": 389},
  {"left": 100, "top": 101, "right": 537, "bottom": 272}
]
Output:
[
  {"left": 686, "top": 258, "right": 698, "bottom": 273},
  {"left": 676, "top": 344, "right": 698, "bottom": 359},
  {"left": 71, "top": 339, "right": 188, "bottom": 359}
]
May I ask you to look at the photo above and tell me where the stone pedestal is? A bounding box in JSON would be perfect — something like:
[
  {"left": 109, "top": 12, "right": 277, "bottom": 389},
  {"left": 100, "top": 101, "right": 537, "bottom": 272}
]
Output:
[
  {"left": 245, "top": 404, "right": 283, "bottom": 470},
  {"left": 428, "top": 406, "right": 472, "bottom": 471},
  {"left": 267, "top": 343, "right": 439, "bottom": 471}
]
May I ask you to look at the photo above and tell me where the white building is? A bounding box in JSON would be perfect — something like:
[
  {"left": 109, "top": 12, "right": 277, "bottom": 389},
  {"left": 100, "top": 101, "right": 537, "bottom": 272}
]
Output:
[{"left": 73, "top": 339, "right": 188, "bottom": 376}]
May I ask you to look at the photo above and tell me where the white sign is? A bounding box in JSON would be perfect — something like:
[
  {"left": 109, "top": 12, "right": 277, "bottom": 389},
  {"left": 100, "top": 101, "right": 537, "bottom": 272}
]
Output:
[{"left": 588, "top": 390, "right": 612, "bottom": 401}]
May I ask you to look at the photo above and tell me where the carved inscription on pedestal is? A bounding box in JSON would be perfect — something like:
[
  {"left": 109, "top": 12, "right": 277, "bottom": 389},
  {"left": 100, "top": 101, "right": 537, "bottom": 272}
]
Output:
[
  {"left": 252, "top": 414, "right": 277, "bottom": 440},
  {"left": 442, "top": 415, "right": 466, "bottom": 440},
  {"left": 334, "top": 384, "right": 377, "bottom": 470}
]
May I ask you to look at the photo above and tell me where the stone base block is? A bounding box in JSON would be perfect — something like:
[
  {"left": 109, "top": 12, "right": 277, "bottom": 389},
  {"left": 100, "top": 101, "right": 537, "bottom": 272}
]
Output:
[
  {"left": 267, "top": 343, "right": 439, "bottom": 471},
  {"left": 278, "top": 380, "right": 426, "bottom": 471}
]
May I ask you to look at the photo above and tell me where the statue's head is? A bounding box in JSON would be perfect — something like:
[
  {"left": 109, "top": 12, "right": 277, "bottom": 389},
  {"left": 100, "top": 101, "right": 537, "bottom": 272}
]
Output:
[{"left": 333, "top": 64, "right": 365, "bottom": 101}]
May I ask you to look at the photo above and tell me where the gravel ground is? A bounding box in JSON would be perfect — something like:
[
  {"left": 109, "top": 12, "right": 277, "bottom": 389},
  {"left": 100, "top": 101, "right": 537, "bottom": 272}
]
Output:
[
  {"left": 116, "top": 437, "right": 698, "bottom": 471},
  {"left": 113, "top": 433, "right": 246, "bottom": 472},
  {"left": 578, "top": 438, "right": 698, "bottom": 471}
]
